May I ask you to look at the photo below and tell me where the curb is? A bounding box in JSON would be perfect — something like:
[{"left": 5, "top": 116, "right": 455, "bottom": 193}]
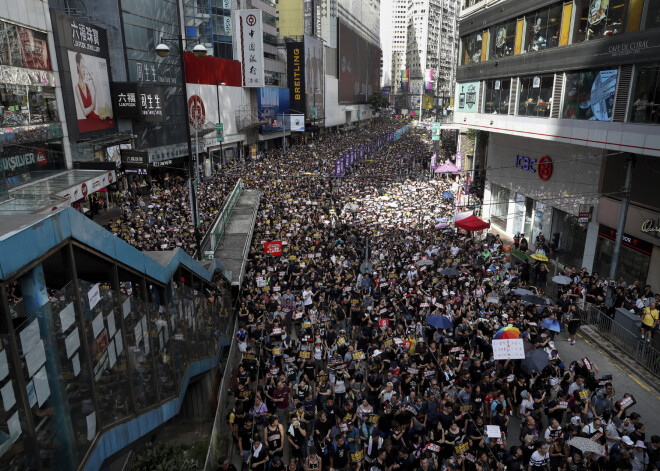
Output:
[{"left": 578, "top": 325, "right": 660, "bottom": 394}]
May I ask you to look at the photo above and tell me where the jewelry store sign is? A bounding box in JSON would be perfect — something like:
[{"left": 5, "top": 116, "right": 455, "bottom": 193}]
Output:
[{"left": 641, "top": 218, "right": 660, "bottom": 238}]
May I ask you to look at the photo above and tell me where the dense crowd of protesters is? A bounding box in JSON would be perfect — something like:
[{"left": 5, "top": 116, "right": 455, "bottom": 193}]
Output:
[
  {"left": 105, "top": 174, "right": 237, "bottom": 253},
  {"left": 210, "top": 119, "right": 659, "bottom": 471}
]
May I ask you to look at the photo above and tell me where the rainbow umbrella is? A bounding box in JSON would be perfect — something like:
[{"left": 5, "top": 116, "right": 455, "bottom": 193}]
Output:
[{"left": 493, "top": 326, "right": 521, "bottom": 340}]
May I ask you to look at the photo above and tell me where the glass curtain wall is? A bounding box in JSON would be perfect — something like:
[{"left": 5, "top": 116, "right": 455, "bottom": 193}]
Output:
[
  {"left": 524, "top": 2, "right": 563, "bottom": 52},
  {"left": 484, "top": 79, "right": 511, "bottom": 114},
  {"left": 518, "top": 74, "right": 554, "bottom": 117},
  {"left": 0, "top": 254, "right": 234, "bottom": 470},
  {"left": 631, "top": 62, "right": 660, "bottom": 124}
]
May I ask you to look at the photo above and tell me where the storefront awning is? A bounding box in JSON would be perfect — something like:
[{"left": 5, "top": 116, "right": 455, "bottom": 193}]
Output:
[
  {"left": 0, "top": 169, "right": 116, "bottom": 215},
  {"left": 455, "top": 214, "right": 491, "bottom": 232}
]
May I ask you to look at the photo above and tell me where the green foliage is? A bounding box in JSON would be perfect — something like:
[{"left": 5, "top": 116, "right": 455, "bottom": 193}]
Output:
[
  {"left": 131, "top": 443, "right": 203, "bottom": 471},
  {"left": 367, "top": 92, "right": 390, "bottom": 116},
  {"left": 189, "top": 437, "right": 210, "bottom": 465}
]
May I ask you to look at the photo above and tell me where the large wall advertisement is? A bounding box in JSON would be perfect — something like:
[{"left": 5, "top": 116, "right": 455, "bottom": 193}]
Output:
[
  {"left": 338, "top": 20, "right": 381, "bottom": 103},
  {"left": 304, "top": 35, "right": 324, "bottom": 120},
  {"left": 51, "top": 11, "right": 115, "bottom": 140},
  {"left": 257, "top": 87, "right": 291, "bottom": 132},
  {"left": 286, "top": 41, "right": 305, "bottom": 114}
]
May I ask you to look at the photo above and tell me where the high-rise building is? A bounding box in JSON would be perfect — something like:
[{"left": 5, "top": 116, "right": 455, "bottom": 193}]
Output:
[
  {"left": 406, "top": 0, "right": 458, "bottom": 95},
  {"left": 455, "top": 0, "right": 660, "bottom": 287},
  {"left": 182, "top": 0, "right": 234, "bottom": 59},
  {"left": 380, "top": 0, "right": 408, "bottom": 90}
]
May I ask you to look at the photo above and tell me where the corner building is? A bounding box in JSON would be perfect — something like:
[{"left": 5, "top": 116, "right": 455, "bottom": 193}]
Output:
[{"left": 455, "top": 0, "right": 660, "bottom": 289}]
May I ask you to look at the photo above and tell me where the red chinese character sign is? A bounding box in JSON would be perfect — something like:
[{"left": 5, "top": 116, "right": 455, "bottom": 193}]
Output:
[
  {"left": 264, "top": 241, "right": 282, "bottom": 256},
  {"left": 537, "top": 156, "right": 553, "bottom": 181},
  {"left": 188, "top": 95, "right": 205, "bottom": 127},
  {"left": 235, "top": 10, "right": 265, "bottom": 87}
]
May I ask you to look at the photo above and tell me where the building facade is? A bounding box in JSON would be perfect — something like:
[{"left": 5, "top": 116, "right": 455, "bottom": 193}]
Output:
[
  {"left": 182, "top": 0, "right": 234, "bottom": 59},
  {"left": 455, "top": 0, "right": 660, "bottom": 289}
]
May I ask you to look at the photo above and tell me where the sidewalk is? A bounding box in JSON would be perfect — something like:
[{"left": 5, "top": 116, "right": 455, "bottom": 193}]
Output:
[{"left": 553, "top": 327, "right": 660, "bottom": 437}]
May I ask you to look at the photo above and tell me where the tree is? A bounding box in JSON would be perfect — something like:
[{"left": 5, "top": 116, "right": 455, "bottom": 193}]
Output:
[{"left": 368, "top": 92, "right": 390, "bottom": 116}]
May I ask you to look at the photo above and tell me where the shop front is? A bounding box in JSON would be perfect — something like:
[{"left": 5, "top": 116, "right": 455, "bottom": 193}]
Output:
[
  {"left": 593, "top": 197, "right": 660, "bottom": 290},
  {"left": 483, "top": 133, "right": 603, "bottom": 268}
]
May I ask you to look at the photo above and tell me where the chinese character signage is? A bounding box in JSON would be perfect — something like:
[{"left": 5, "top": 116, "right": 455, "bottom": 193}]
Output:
[
  {"left": 111, "top": 82, "right": 140, "bottom": 118},
  {"left": 111, "top": 83, "right": 164, "bottom": 122},
  {"left": 50, "top": 11, "right": 115, "bottom": 139},
  {"left": 235, "top": 10, "right": 265, "bottom": 88},
  {"left": 140, "top": 86, "right": 165, "bottom": 122},
  {"left": 120, "top": 150, "right": 149, "bottom": 166}
]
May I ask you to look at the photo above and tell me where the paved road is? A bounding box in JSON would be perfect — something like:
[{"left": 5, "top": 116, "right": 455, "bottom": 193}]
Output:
[{"left": 552, "top": 326, "right": 660, "bottom": 438}]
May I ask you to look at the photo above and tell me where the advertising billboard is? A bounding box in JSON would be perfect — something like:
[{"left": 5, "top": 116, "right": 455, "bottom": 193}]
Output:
[
  {"left": 455, "top": 81, "right": 480, "bottom": 113},
  {"left": 304, "top": 35, "right": 324, "bottom": 120},
  {"left": 338, "top": 20, "right": 381, "bottom": 103},
  {"left": 50, "top": 11, "right": 115, "bottom": 140},
  {"left": 258, "top": 87, "right": 291, "bottom": 133},
  {"left": 286, "top": 41, "right": 305, "bottom": 114}
]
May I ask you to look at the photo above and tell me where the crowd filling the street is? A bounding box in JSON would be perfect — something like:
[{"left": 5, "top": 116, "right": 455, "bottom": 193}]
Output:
[{"left": 113, "top": 118, "right": 659, "bottom": 471}]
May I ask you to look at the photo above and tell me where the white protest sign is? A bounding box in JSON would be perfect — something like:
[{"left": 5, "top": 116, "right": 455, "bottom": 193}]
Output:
[{"left": 492, "top": 339, "right": 526, "bottom": 360}]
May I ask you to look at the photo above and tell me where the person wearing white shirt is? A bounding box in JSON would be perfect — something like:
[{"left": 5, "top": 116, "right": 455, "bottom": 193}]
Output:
[
  {"left": 529, "top": 443, "right": 550, "bottom": 471},
  {"left": 302, "top": 287, "right": 314, "bottom": 307}
]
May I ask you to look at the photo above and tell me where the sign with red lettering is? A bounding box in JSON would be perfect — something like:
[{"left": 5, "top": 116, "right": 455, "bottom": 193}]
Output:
[{"left": 264, "top": 240, "right": 282, "bottom": 256}]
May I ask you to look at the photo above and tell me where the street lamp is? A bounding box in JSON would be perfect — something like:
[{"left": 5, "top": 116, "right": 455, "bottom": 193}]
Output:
[{"left": 154, "top": 35, "right": 208, "bottom": 260}]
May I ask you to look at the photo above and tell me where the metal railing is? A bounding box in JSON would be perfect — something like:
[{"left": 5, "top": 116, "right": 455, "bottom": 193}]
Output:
[
  {"left": 197, "top": 179, "right": 244, "bottom": 259},
  {"left": 575, "top": 303, "right": 660, "bottom": 378},
  {"left": 508, "top": 251, "right": 660, "bottom": 377}
]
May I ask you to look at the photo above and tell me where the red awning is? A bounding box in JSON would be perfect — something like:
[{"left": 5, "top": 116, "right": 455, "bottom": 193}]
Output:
[{"left": 454, "top": 215, "right": 490, "bottom": 231}]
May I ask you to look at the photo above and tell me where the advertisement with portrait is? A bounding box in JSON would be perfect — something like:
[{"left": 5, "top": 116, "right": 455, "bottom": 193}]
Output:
[
  {"left": 258, "top": 87, "right": 291, "bottom": 133},
  {"left": 50, "top": 11, "right": 115, "bottom": 140},
  {"left": 304, "top": 35, "right": 324, "bottom": 120},
  {"left": 338, "top": 20, "right": 381, "bottom": 103}
]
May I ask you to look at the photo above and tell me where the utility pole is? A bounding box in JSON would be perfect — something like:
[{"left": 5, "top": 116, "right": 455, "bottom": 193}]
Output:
[
  {"left": 606, "top": 156, "right": 634, "bottom": 306},
  {"left": 418, "top": 81, "right": 423, "bottom": 125}
]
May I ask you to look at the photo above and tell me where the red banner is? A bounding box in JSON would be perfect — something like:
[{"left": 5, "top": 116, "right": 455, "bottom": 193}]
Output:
[{"left": 264, "top": 241, "right": 282, "bottom": 256}]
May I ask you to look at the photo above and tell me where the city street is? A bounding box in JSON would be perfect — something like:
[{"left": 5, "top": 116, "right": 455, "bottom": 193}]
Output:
[{"left": 556, "top": 326, "right": 660, "bottom": 437}]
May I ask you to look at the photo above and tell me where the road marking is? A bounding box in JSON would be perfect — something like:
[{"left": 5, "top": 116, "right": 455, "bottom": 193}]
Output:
[{"left": 628, "top": 374, "right": 651, "bottom": 391}]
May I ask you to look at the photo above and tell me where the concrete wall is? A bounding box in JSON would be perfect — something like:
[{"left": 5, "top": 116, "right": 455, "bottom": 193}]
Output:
[
  {"left": 323, "top": 75, "right": 374, "bottom": 127},
  {"left": 486, "top": 133, "right": 603, "bottom": 216}
]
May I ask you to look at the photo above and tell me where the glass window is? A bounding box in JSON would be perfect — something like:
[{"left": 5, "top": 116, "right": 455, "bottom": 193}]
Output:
[
  {"left": 518, "top": 74, "right": 554, "bottom": 117},
  {"left": 646, "top": 0, "right": 660, "bottom": 29},
  {"left": 0, "top": 85, "right": 59, "bottom": 127},
  {"left": 575, "top": 0, "right": 627, "bottom": 42},
  {"left": 491, "top": 19, "right": 516, "bottom": 59},
  {"left": 525, "top": 3, "right": 563, "bottom": 53},
  {"left": 631, "top": 62, "right": 660, "bottom": 124},
  {"left": 490, "top": 184, "right": 510, "bottom": 229},
  {"left": 484, "top": 78, "right": 511, "bottom": 114},
  {"left": 460, "top": 31, "right": 483, "bottom": 65},
  {"left": 562, "top": 68, "right": 618, "bottom": 121}
]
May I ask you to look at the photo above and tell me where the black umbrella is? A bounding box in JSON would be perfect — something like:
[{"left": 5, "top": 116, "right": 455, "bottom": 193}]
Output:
[
  {"left": 522, "top": 349, "right": 549, "bottom": 375},
  {"left": 521, "top": 294, "right": 547, "bottom": 305},
  {"left": 440, "top": 268, "right": 460, "bottom": 276}
]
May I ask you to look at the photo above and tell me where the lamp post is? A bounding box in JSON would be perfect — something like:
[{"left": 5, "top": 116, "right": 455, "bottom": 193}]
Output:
[
  {"left": 155, "top": 36, "right": 207, "bottom": 260},
  {"left": 216, "top": 80, "right": 226, "bottom": 168}
]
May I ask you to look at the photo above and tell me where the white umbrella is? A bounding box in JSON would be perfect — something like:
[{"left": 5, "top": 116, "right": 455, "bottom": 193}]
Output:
[{"left": 552, "top": 275, "right": 573, "bottom": 285}]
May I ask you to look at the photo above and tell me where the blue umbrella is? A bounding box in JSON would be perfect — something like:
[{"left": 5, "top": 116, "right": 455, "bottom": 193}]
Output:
[
  {"left": 426, "top": 315, "right": 453, "bottom": 329},
  {"left": 442, "top": 191, "right": 453, "bottom": 199},
  {"left": 540, "top": 318, "right": 562, "bottom": 333}
]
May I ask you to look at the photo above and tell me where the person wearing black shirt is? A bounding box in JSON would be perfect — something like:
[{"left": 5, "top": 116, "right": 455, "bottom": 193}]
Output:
[
  {"left": 330, "top": 435, "right": 350, "bottom": 471},
  {"left": 314, "top": 411, "right": 332, "bottom": 452},
  {"left": 502, "top": 446, "right": 524, "bottom": 471},
  {"left": 249, "top": 435, "right": 270, "bottom": 471},
  {"left": 238, "top": 418, "right": 255, "bottom": 465}
]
